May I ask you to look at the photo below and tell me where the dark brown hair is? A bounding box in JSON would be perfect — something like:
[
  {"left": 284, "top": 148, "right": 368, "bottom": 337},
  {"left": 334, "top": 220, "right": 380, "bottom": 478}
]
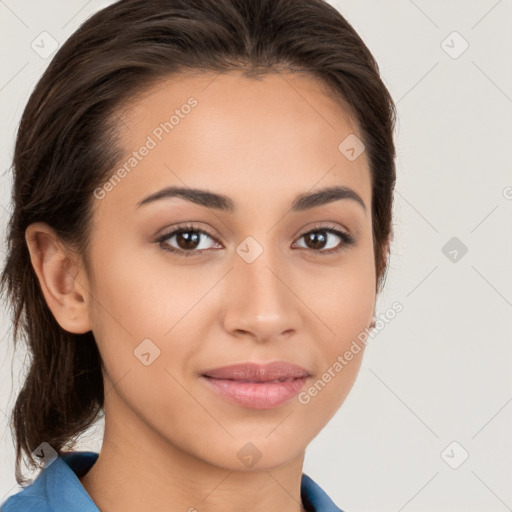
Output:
[{"left": 1, "top": 0, "right": 396, "bottom": 485}]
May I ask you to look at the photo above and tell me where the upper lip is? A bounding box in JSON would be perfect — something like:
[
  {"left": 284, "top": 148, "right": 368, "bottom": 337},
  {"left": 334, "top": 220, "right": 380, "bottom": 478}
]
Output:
[{"left": 202, "top": 361, "right": 310, "bottom": 382}]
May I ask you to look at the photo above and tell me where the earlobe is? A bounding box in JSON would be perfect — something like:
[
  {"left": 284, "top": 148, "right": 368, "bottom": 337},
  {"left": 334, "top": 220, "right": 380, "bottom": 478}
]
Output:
[{"left": 24, "top": 222, "right": 92, "bottom": 334}]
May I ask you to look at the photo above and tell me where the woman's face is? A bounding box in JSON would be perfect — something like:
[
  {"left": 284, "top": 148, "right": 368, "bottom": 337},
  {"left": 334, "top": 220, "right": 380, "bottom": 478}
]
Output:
[{"left": 83, "top": 70, "right": 376, "bottom": 470}]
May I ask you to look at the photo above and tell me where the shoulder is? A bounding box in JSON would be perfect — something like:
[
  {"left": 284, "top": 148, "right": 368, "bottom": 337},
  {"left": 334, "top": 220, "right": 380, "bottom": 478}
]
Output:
[
  {"left": 1, "top": 451, "right": 99, "bottom": 512},
  {"left": 1, "top": 488, "right": 52, "bottom": 512},
  {"left": 301, "top": 473, "right": 346, "bottom": 512},
  {"left": 0, "top": 457, "right": 55, "bottom": 512}
]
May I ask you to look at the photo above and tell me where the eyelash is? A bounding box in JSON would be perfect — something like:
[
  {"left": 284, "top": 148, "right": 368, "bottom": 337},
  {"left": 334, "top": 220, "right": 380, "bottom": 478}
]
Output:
[{"left": 155, "top": 223, "right": 355, "bottom": 257}]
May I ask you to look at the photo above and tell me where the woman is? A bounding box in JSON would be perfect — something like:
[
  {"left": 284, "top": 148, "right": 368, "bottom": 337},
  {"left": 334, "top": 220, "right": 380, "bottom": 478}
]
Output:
[{"left": 0, "top": 0, "right": 396, "bottom": 510}]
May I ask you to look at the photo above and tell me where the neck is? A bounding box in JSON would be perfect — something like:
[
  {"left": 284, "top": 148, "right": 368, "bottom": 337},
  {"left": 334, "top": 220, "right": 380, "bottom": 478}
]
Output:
[{"left": 80, "top": 390, "right": 309, "bottom": 512}]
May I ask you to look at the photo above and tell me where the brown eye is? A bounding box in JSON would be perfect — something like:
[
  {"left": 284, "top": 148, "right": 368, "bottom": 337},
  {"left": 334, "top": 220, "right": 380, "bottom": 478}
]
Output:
[
  {"left": 295, "top": 227, "right": 355, "bottom": 255},
  {"left": 174, "top": 231, "right": 202, "bottom": 250},
  {"left": 156, "top": 225, "right": 219, "bottom": 256},
  {"left": 303, "top": 231, "right": 329, "bottom": 250}
]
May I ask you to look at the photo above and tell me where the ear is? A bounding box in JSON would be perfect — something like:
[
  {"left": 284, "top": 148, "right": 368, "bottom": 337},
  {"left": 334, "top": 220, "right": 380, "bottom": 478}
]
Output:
[{"left": 25, "top": 222, "right": 92, "bottom": 334}]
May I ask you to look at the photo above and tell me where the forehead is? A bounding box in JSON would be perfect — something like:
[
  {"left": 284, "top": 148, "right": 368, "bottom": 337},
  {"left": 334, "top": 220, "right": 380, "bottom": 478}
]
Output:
[{"left": 98, "top": 70, "right": 371, "bottom": 216}]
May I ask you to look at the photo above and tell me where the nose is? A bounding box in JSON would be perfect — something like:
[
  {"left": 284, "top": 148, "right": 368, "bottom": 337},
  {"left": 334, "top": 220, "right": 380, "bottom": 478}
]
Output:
[{"left": 220, "top": 240, "right": 302, "bottom": 343}]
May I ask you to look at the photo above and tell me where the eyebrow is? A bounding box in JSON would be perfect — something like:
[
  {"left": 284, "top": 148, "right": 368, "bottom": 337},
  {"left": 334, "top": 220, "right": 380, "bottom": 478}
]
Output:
[{"left": 136, "top": 185, "right": 366, "bottom": 214}]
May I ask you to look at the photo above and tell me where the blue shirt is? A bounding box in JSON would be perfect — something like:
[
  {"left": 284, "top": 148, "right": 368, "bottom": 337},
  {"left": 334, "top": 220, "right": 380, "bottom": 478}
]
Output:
[{"left": 1, "top": 451, "right": 344, "bottom": 512}]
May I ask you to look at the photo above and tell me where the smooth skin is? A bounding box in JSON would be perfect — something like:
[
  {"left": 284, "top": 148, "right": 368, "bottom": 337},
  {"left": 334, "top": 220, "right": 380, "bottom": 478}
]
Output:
[{"left": 25, "top": 70, "right": 378, "bottom": 512}]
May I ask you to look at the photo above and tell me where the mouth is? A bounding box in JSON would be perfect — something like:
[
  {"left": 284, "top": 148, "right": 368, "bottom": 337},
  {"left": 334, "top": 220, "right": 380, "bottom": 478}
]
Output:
[
  {"left": 204, "top": 376, "right": 301, "bottom": 383},
  {"left": 201, "top": 361, "right": 310, "bottom": 381},
  {"left": 200, "top": 361, "right": 310, "bottom": 409}
]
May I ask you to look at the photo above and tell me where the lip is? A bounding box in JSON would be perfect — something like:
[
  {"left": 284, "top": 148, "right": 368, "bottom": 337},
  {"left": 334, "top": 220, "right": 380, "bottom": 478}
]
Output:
[
  {"left": 200, "top": 361, "right": 310, "bottom": 409},
  {"left": 202, "top": 361, "right": 309, "bottom": 381}
]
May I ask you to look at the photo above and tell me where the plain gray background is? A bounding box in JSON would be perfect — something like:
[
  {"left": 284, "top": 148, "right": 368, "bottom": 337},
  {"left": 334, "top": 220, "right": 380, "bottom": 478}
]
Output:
[{"left": 1, "top": 1, "right": 511, "bottom": 511}]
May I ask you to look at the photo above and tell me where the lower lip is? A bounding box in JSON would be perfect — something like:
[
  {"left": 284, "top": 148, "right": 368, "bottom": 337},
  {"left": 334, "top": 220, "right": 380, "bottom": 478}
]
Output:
[{"left": 201, "top": 376, "right": 309, "bottom": 409}]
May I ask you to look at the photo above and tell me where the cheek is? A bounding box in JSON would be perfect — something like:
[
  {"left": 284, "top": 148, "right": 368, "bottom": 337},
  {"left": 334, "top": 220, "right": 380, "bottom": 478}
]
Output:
[
  {"left": 88, "top": 235, "right": 186, "bottom": 336},
  {"left": 85, "top": 237, "right": 172, "bottom": 373},
  {"left": 86, "top": 245, "right": 201, "bottom": 424},
  {"left": 87, "top": 235, "right": 218, "bottom": 387},
  {"left": 295, "top": 244, "right": 375, "bottom": 396},
  {"left": 295, "top": 262, "right": 374, "bottom": 419},
  {"left": 298, "top": 246, "right": 375, "bottom": 336}
]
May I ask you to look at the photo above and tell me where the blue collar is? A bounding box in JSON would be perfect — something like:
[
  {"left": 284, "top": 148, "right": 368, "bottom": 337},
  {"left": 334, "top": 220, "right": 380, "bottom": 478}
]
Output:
[{"left": 1, "top": 451, "right": 343, "bottom": 512}]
